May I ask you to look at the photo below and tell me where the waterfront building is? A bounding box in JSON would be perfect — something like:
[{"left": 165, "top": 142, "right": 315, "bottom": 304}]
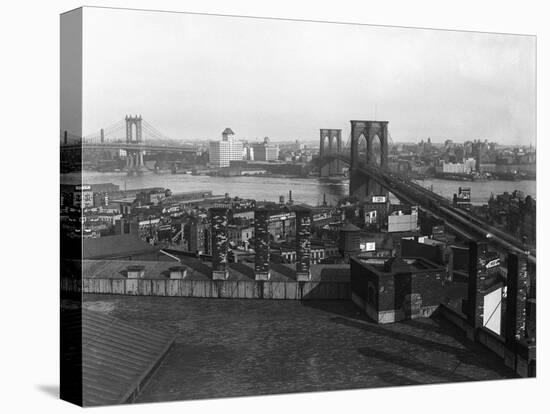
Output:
[
  {"left": 209, "top": 128, "right": 243, "bottom": 167},
  {"left": 251, "top": 137, "right": 279, "bottom": 161}
]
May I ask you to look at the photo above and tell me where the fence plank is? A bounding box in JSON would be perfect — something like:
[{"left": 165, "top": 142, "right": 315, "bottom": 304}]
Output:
[
  {"left": 167, "top": 280, "right": 179, "bottom": 296},
  {"left": 152, "top": 280, "right": 166, "bottom": 296},
  {"left": 285, "top": 282, "right": 298, "bottom": 300},
  {"left": 112, "top": 279, "right": 125, "bottom": 295},
  {"left": 125, "top": 279, "right": 138, "bottom": 295}
]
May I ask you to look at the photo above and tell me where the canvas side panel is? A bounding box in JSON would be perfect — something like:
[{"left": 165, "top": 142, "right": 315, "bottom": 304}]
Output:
[{"left": 60, "top": 7, "right": 83, "bottom": 407}]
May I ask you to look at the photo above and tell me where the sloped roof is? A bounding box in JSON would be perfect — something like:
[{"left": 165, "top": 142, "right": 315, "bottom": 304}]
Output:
[
  {"left": 80, "top": 309, "right": 176, "bottom": 406},
  {"left": 83, "top": 234, "right": 159, "bottom": 259},
  {"left": 340, "top": 222, "right": 360, "bottom": 232}
]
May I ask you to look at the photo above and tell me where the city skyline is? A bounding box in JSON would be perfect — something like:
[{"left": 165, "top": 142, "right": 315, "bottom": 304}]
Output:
[{"left": 77, "top": 8, "right": 535, "bottom": 145}]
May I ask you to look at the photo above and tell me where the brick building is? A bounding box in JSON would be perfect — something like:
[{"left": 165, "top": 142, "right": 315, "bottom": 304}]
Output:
[{"left": 350, "top": 256, "right": 459, "bottom": 323}]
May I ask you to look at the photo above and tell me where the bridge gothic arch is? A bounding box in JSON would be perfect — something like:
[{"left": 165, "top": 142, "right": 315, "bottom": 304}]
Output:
[
  {"left": 350, "top": 120, "right": 389, "bottom": 201},
  {"left": 125, "top": 115, "right": 143, "bottom": 143},
  {"left": 319, "top": 128, "right": 343, "bottom": 177},
  {"left": 125, "top": 115, "right": 144, "bottom": 175},
  {"left": 350, "top": 120, "right": 388, "bottom": 169}
]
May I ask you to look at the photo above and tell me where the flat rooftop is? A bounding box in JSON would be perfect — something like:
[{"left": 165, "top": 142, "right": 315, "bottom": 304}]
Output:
[{"left": 83, "top": 295, "right": 516, "bottom": 403}]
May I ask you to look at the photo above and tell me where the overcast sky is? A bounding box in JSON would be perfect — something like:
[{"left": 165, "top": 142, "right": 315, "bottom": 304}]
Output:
[{"left": 81, "top": 7, "right": 535, "bottom": 145}]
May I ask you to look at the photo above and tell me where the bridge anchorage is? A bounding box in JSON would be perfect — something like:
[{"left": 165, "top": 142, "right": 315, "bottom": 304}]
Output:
[{"left": 125, "top": 115, "right": 145, "bottom": 176}]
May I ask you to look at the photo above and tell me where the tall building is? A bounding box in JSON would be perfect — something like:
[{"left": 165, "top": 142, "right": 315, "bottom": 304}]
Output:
[
  {"left": 209, "top": 128, "right": 243, "bottom": 167},
  {"left": 184, "top": 218, "right": 209, "bottom": 255},
  {"left": 251, "top": 137, "right": 279, "bottom": 161}
]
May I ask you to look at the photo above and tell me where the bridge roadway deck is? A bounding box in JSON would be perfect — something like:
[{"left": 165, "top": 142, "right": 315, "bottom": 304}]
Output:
[
  {"left": 358, "top": 164, "right": 535, "bottom": 264},
  {"left": 61, "top": 142, "right": 197, "bottom": 152},
  {"left": 321, "top": 153, "right": 535, "bottom": 264}
]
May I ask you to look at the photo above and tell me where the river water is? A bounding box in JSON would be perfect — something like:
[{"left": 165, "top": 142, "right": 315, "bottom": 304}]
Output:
[{"left": 63, "top": 171, "right": 536, "bottom": 206}]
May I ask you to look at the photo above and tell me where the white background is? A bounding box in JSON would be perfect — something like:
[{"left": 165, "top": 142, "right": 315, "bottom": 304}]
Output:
[{"left": 0, "top": 0, "right": 547, "bottom": 412}]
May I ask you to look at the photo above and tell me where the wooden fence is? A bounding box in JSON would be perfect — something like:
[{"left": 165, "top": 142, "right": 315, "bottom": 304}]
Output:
[{"left": 62, "top": 278, "right": 350, "bottom": 300}]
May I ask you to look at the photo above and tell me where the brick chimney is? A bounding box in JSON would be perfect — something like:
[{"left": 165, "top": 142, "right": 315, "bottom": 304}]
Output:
[
  {"left": 505, "top": 252, "right": 528, "bottom": 344},
  {"left": 254, "top": 208, "right": 270, "bottom": 281},
  {"left": 210, "top": 207, "right": 229, "bottom": 280},
  {"left": 295, "top": 207, "right": 312, "bottom": 281}
]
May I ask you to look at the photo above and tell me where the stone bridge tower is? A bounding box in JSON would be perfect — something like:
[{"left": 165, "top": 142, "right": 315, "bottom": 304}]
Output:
[
  {"left": 319, "top": 129, "right": 343, "bottom": 177},
  {"left": 349, "top": 120, "right": 389, "bottom": 201},
  {"left": 125, "top": 115, "right": 144, "bottom": 175}
]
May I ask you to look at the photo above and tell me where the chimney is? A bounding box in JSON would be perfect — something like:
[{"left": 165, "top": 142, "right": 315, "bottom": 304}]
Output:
[
  {"left": 169, "top": 265, "right": 187, "bottom": 280},
  {"left": 288, "top": 190, "right": 293, "bottom": 205},
  {"left": 254, "top": 208, "right": 270, "bottom": 281},
  {"left": 210, "top": 207, "right": 229, "bottom": 280},
  {"left": 126, "top": 265, "right": 145, "bottom": 279},
  {"left": 295, "top": 207, "right": 312, "bottom": 281},
  {"left": 100, "top": 128, "right": 105, "bottom": 143},
  {"left": 467, "top": 241, "right": 488, "bottom": 329},
  {"left": 63, "top": 130, "right": 68, "bottom": 145},
  {"left": 505, "top": 252, "right": 528, "bottom": 344}
]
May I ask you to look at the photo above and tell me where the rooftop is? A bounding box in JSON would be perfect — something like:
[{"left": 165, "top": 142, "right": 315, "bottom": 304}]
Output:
[
  {"left": 82, "top": 234, "right": 160, "bottom": 259},
  {"left": 82, "top": 295, "right": 516, "bottom": 403}
]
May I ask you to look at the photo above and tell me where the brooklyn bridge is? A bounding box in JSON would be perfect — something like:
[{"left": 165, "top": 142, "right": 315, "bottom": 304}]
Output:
[{"left": 317, "top": 120, "right": 535, "bottom": 265}]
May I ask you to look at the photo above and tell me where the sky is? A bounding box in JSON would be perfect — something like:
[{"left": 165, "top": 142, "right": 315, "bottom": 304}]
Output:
[{"left": 80, "top": 7, "right": 536, "bottom": 145}]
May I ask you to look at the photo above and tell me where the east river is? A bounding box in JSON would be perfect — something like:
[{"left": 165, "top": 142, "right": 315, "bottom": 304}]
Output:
[{"left": 63, "top": 171, "right": 536, "bottom": 206}]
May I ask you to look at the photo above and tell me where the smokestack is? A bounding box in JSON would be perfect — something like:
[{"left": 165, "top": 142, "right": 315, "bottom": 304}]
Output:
[
  {"left": 295, "top": 207, "right": 312, "bottom": 281},
  {"left": 100, "top": 128, "right": 105, "bottom": 143},
  {"left": 288, "top": 190, "right": 293, "bottom": 205},
  {"left": 210, "top": 207, "right": 229, "bottom": 280},
  {"left": 254, "top": 208, "right": 270, "bottom": 281},
  {"left": 63, "top": 130, "right": 68, "bottom": 145}
]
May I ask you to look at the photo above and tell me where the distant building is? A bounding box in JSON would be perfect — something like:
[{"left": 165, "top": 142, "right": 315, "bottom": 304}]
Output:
[
  {"left": 184, "top": 218, "right": 209, "bottom": 255},
  {"left": 436, "top": 157, "right": 476, "bottom": 174},
  {"left": 209, "top": 128, "right": 243, "bottom": 167},
  {"left": 387, "top": 205, "right": 419, "bottom": 233},
  {"left": 251, "top": 137, "right": 279, "bottom": 161},
  {"left": 72, "top": 185, "right": 94, "bottom": 208}
]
